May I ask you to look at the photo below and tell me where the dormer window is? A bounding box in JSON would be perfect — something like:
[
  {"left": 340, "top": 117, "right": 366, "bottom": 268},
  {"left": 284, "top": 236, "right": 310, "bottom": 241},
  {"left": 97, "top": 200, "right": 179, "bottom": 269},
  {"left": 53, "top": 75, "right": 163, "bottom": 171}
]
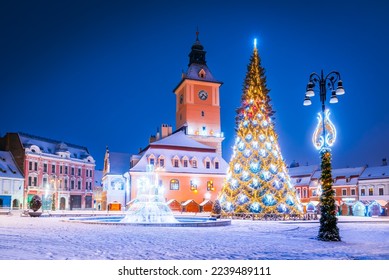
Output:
[
  {"left": 192, "top": 160, "right": 197, "bottom": 168},
  {"left": 215, "top": 162, "right": 219, "bottom": 169},
  {"left": 206, "top": 161, "right": 210, "bottom": 169},
  {"left": 198, "top": 69, "right": 206, "bottom": 78},
  {"left": 172, "top": 156, "right": 180, "bottom": 168}
]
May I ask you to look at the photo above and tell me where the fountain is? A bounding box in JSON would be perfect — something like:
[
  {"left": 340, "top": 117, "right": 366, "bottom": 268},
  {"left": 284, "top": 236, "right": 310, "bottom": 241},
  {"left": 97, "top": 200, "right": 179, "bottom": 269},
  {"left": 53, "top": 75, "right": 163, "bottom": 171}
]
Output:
[
  {"left": 64, "top": 165, "right": 230, "bottom": 227},
  {"left": 120, "top": 165, "right": 178, "bottom": 223}
]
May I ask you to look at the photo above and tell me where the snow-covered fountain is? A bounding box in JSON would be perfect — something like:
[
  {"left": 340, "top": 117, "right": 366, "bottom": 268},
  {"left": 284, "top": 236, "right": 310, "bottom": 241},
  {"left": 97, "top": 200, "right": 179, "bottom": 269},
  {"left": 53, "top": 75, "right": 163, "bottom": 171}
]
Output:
[{"left": 120, "top": 165, "right": 178, "bottom": 223}]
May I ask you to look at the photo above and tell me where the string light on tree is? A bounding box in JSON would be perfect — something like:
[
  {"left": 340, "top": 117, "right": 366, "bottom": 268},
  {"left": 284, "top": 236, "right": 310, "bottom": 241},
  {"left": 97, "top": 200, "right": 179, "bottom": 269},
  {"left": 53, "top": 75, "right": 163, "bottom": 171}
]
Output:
[{"left": 219, "top": 38, "right": 303, "bottom": 218}]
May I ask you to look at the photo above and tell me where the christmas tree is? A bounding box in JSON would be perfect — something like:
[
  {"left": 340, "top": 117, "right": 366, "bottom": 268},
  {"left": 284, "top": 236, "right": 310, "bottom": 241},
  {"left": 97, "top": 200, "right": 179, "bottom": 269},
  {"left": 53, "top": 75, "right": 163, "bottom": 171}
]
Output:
[{"left": 219, "top": 41, "right": 303, "bottom": 218}]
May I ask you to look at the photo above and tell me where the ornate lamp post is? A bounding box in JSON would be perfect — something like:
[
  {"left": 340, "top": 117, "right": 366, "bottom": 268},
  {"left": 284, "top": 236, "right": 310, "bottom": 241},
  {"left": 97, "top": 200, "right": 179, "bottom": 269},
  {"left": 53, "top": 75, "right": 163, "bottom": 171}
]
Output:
[{"left": 303, "top": 70, "right": 345, "bottom": 241}]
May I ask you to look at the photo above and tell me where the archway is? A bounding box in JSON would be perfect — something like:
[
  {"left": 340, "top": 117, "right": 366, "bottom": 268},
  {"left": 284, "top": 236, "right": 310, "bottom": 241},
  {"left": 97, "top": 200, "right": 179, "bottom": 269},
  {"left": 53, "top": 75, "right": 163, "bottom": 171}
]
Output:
[
  {"left": 60, "top": 197, "right": 66, "bottom": 210},
  {"left": 12, "top": 199, "right": 20, "bottom": 210}
]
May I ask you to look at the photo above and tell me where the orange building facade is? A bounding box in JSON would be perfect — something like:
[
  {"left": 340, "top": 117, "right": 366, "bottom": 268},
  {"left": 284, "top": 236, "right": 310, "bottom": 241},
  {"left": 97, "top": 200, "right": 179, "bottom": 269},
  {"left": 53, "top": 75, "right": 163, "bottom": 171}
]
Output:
[{"left": 128, "top": 33, "right": 227, "bottom": 211}]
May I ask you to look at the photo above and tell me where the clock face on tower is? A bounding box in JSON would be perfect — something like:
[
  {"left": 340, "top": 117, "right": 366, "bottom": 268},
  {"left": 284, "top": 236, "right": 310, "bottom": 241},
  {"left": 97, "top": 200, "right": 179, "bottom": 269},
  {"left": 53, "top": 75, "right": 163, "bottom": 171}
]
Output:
[{"left": 198, "top": 90, "right": 208, "bottom": 100}]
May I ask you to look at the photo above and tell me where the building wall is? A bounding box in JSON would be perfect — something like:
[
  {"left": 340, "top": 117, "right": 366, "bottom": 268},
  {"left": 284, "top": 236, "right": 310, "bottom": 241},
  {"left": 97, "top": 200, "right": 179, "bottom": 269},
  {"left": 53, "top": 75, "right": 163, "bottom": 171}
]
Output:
[
  {"left": 0, "top": 178, "right": 24, "bottom": 209},
  {"left": 24, "top": 153, "right": 95, "bottom": 210},
  {"left": 130, "top": 171, "right": 224, "bottom": 205}
]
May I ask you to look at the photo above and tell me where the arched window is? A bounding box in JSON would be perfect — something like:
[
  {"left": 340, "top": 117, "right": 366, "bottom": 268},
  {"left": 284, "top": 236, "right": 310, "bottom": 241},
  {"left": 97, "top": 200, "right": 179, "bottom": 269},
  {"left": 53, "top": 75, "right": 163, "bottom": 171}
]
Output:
[{"left": 170, "top": 179, "right": 179, "bottom": 190}]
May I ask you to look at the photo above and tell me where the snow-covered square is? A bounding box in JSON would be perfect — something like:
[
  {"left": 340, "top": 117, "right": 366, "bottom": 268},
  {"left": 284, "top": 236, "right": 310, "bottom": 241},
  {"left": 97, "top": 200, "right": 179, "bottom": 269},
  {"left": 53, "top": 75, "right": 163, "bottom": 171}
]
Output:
[{"left": 1, "top": 214, "right": 388, "bottom": 260}]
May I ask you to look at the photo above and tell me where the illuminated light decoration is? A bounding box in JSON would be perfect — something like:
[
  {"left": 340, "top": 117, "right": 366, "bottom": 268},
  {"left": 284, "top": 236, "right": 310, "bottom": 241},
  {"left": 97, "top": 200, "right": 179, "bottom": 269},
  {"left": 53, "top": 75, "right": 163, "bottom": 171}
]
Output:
[
  {"left": 312, "top": 109, "right": 337, "bottom": 151},
  {"left": 273, "top": 180, "right": 282, "bottom": 190},
  {"left": 243, "top": 149, "right": 252, "bottom": 158},
  {"left": 286, "top": 196, "right": 294, "bottom": 206},
  {"left": 270, "top": 164, "right": 277, "bottom": 174},
  {"left": 245, "top": 133, "right": 253, "bottom": 142},
  {"left": 263, "top": 194, "right": 276, "bottom": 206},
  {"left": 238, "top": 194, "right": 249, "bottom": 205},
  {"left": 249, "top": 178, "right": 260, "bottom": 189},
  {"left": 219, "top": 194, "right": 226, "bottom": 203},
  {"left": 241, "top": 171, "right": 250, "bottom": 181},
  {"left": 224, "top": 201, "right": 233, "bottom": 212},
  {"left": 230, "top": 179, "right": 239, "bottom": 189},
  {"left": 235, "top": 137, "right": 241, "bottom": 144},
  {"left": 277, "top": 204, "right": 287, "bottom": 213},
  {"left": 287, "top": 181, "right": 294, "bottom": 189},
  {"left": 297, "top": 204, "right": 303, "bottom": 213},
  {"left": 261, "top": 170, "right": 271, "bottom": 181},
  {"left": 278, "top": 172, "right": 286, "bottom": 182},
  {"left": 234, "top": 163, "right": 242, "bottom": 174},
  {"left": 219, "top": 41, "right": 303, "bottom": 218},
  {"left": 226, "top": 172, "right": 232, "bottom": 180},
  {"left": 250, "top": 202, "right": 262, "bottom": 213},
  {"left": 249, "top": 161, "right": 260, "bottom": 173}
]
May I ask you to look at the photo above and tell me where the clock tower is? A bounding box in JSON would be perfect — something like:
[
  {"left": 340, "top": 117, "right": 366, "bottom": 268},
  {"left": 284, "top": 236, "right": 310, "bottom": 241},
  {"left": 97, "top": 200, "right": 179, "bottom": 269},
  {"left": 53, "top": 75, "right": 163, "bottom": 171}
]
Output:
[{"left": 173, "top": 32, "right": 224, "bottom": 155}]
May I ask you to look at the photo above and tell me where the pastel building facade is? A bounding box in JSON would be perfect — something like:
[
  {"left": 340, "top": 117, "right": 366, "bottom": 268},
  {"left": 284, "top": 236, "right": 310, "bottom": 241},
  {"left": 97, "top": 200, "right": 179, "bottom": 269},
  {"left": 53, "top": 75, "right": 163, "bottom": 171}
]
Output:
[
  {"left": 129, "top": 129, "right": 228, "bottom": 211},
  {"left": 0, "top": 132, "right": 95, "bottom": 210},
  {"left": 102, "top": 149, "right": 131, "bottom": 210},
  {"left": 0, "top": 151, "right": 24, "bottom": 210}
]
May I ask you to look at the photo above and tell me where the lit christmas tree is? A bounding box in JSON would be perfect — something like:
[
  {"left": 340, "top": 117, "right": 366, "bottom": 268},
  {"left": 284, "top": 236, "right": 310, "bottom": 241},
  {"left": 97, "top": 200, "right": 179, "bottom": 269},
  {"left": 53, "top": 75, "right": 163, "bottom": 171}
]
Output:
[{"left": 219, "top": 40, "right": 303, "bottom": 218}]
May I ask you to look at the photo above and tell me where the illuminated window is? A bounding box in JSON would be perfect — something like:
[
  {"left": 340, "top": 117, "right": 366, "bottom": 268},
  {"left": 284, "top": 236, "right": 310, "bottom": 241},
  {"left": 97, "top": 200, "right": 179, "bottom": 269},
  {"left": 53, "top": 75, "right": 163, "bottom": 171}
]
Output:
[
  {"left": 190, "top": 180, "right": 197, "bottom": 191},
  {"left": 361, "top": 189, "right": 365, "bottom": 196},
  {"left": 170, "top": 179, "right": 179, "bottom": 190},
  {"left": 369, "top": 188, "right": 373, "bottom": 196},
  {"left": 207, "top": 180, "right": 214, "bottom": 191}
]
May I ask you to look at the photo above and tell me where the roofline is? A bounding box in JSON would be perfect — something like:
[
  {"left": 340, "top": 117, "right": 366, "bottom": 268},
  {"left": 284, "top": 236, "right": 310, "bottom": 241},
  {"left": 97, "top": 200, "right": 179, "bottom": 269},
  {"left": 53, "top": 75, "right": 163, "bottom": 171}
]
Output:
[
  {"left": 173, "top": 77, "right": 223, "bottom": 93},
  {"left": 17, "top": 132, "right": 89, "bottom": 152}
]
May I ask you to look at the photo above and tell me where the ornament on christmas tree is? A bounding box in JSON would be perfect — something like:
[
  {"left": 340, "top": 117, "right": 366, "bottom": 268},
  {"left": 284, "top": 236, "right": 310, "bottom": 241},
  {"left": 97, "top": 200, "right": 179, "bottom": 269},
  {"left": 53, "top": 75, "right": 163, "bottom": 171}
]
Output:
[{"left": 219, "top": 40, "right": 303, "bottom": 218}]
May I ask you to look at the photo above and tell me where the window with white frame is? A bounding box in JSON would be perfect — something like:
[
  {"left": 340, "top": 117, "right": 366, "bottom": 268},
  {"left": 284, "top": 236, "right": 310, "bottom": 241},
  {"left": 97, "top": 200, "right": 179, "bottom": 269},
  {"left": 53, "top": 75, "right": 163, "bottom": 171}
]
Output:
[{"left": 342, "top": 189, "right": 347, "bottom": 196}]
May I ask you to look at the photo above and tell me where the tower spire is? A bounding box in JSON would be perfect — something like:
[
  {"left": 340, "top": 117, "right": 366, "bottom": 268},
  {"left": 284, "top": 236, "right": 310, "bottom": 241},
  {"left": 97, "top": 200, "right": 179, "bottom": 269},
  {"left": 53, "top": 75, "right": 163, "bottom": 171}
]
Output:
[{"left": 188, "top": 28, "right": 206, "bottom": 66}]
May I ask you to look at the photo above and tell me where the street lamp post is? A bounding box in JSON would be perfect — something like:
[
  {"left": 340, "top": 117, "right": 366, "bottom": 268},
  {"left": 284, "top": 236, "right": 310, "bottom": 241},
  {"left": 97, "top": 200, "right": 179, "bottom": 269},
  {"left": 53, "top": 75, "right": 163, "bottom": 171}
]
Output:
[{"left": 303, "top": 70, "right": 345, "bottom": 242}]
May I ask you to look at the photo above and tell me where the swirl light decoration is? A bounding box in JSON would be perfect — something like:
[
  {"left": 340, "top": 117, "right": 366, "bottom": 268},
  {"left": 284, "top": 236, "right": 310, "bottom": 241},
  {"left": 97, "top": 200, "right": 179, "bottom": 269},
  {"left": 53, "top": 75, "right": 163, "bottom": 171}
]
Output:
[{"left": 312, "top": 109, "right": 337, "bottom": 151}]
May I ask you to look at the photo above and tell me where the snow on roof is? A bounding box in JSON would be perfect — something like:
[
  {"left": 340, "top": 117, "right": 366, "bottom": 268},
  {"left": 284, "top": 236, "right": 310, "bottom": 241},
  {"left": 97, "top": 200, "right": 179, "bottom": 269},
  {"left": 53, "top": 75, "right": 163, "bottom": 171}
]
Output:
[
  {"left": 199, "top": 200, "right": 212, "bottom": 206},
  {"left": 182, "top": 199, "right": 198, "bottom": 206},
  {"left": 360, "top": 165, "right": 389, "bottom": 180},
  {"left": 108, "top": 152, "right": 131, "bottom": 174},
  {"left": 0, "top": 151, "right": 23, "bottom": 179},
  {"left": 149, "top": 130, "right": 215, "bottom": 151},
  {"left": 130, "top": 146, "right": 228, "bottom": 174},
  {"left": 312, "top": 166, "right": 366, "bottom": 180},
  {"left": 288, "top": 165, "right": 319, "bottom": 177},
  {"left": 18, "top": 132, "right": 92, "bottom": 160}
]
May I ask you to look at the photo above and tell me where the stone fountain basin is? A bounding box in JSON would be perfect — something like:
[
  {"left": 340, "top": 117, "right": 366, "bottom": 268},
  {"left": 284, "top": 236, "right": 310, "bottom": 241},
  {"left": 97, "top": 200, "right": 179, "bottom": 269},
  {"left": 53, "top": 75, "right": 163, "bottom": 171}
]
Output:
[{"left": 63, "top": 215, "right": 231, "bottom": 227}]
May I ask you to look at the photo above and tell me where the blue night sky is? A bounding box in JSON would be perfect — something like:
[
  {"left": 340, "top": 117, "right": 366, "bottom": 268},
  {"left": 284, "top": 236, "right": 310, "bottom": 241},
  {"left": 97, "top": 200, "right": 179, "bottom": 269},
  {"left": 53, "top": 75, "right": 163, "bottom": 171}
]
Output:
[{"left": 2, "top": 0, "right": 389, "bottom": 170}]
